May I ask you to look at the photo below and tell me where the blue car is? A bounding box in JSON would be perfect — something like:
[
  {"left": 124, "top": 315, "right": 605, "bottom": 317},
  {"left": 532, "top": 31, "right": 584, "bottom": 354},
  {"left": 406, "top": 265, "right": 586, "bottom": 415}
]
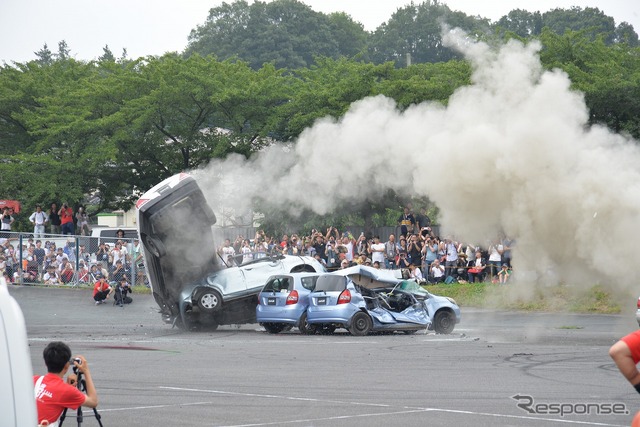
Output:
[
  {"left": 307, "top": 266, "right": 461, "bottom": 336},
  {"left": 256, "top": 273, "right": 319, "bottom": 334}
]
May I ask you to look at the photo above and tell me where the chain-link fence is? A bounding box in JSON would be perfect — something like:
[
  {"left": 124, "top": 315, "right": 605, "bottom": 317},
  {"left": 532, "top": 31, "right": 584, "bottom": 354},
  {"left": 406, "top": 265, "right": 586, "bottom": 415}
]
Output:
[{"left": 0, "top": 231, "right": 146, "bottom": 287}]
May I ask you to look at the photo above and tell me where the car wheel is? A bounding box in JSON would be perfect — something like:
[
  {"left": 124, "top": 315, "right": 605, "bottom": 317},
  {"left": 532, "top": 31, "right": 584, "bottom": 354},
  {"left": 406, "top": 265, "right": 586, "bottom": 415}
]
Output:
[
  {"left": 142, "top": 234, "right": 166, "bottom": 258},
  {"left": 349, "top": 312, "right": 372, "bottom": 336},
  {"left": 298, "top": 312, "right": 315, "bottom": 335},
  {"left": 433, "top": 310, "right": 455, "bottom": 334},
  {"left": 195, "top": 289, "right": 222, "bottom": 313},
  {"left": 263, "top": 323, "right": 285, "bottom": 334}
]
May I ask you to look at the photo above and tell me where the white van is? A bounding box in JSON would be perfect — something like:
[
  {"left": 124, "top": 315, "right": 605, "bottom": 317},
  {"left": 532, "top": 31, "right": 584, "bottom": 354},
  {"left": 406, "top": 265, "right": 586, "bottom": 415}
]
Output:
[{"left": 0, "top": 277, "right": 38, "bottom": 426}]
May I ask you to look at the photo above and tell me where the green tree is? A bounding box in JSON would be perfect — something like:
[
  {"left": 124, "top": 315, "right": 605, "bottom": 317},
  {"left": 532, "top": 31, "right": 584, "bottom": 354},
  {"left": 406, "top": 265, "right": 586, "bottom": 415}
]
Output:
[
  {"left": 368, "top": 0, "right": 489, "bottom": 66},
  {"left": 185, "top": 0, "right": 367, "bottom": 69},
  {"left": 542, "top": 7, "right": 616, "bottom": 44},
  {"left": 539, "top": 30, "right": 640, "bottom": 139},
  {"left": 495, "top": 9, "right": 543, "bottom": 38}
]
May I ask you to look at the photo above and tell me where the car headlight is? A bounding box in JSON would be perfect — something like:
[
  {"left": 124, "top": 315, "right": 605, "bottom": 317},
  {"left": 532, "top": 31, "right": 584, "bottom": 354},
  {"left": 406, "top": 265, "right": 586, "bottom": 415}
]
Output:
[{"left": 445, "top": 297, "right": 457, "bottom": 305}]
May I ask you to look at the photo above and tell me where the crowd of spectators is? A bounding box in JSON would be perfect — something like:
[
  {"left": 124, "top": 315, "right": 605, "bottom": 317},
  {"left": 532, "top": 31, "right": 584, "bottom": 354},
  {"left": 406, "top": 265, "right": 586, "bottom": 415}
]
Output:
[
  {"left": 216, "top": 207, "right": 514, "bottom": 284},
  {"left": 0, "top": 229, "right": 145, "bottom": 287}
]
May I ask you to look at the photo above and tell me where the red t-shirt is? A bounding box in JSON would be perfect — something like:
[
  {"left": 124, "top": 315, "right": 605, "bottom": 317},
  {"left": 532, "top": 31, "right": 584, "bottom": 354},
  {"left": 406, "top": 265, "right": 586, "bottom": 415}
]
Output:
[
  {"left": 93, "top": 280, "right": 110, "bottom": 297},
  {"left": 34, "top": 373, "right": 86, "bottom": 424},
  {"left": 60, "top": 208, "right": 74, "bottom": 225},
  {"left": 621, "top": 330, "right": 640, "bottom": 364}
]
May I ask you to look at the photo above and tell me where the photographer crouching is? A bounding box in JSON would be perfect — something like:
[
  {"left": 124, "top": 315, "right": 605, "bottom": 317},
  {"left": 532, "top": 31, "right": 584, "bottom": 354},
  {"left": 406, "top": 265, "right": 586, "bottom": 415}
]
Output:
[
  {"left": 34, "top": 341, "right": 98, "bottom": 426},
  {"left": 114, "top": 276, "right": 133, "bottom": 307}
]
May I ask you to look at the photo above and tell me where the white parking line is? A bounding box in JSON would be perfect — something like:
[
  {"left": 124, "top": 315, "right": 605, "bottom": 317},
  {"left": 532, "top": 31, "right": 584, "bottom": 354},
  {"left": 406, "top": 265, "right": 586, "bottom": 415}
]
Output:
[{"left": 159, "top": 386, "right": 626, "bottom": 427}]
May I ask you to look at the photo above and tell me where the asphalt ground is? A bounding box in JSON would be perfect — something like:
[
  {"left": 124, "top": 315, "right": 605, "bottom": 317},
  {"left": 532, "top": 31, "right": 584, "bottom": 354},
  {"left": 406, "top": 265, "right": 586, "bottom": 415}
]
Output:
[{"left": 10, "top": 284, "right": 640, "bottom": 427}]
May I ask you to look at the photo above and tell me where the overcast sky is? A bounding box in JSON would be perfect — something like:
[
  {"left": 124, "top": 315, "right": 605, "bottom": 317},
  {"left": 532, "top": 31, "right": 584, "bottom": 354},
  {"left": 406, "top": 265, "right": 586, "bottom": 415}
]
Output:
[{"left": 1, "top": 0, "right": 638, "bottom": 63}]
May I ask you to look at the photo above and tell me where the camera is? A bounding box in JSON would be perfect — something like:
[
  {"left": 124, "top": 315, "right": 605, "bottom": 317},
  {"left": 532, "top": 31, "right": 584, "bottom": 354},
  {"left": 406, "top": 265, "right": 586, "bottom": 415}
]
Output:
[{"left": 71, "top": 357, "right": 81, "bottom": 365}]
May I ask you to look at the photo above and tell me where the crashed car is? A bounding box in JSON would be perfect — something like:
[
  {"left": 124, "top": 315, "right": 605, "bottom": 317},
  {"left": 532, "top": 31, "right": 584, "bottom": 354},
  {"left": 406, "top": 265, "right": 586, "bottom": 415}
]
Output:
[
  {"left": 307, "top": 265, "right": 461, "bottom": 335},
  {"left": 256, "top": 272, "right": 319, "bottom": 334},
  {"left": 136, "top": 173, "right": 324, "bottom": 330}
]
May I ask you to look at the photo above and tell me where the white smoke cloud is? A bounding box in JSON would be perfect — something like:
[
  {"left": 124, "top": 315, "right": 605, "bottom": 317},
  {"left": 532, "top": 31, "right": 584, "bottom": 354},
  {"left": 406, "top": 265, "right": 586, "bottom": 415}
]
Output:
[{"left": 196, "top": 29, "right": 640, "bottom": 287}]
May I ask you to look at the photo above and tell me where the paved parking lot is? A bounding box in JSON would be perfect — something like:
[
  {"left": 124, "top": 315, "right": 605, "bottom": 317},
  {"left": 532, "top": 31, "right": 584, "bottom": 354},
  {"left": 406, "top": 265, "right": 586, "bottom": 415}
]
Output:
[{"left": 12, "top": 285, "right": 639, "bottom": 426}]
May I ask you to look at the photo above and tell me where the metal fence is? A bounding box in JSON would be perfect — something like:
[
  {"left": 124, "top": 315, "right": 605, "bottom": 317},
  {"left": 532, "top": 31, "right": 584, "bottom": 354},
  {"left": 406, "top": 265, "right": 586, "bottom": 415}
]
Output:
[{"left": 0, "top": 231, "right": 145, "bottom": 287}]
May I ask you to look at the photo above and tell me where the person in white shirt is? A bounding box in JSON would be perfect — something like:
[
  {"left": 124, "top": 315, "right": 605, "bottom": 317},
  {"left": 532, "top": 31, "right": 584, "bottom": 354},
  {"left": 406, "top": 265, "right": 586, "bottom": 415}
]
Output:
[
  {"left": 29, "top": 205, "right": 49, "bottom": 238},
  {"left": 408, "top": 263, "right": 423, "bottom": 281},
  {"left": 430, "top": 259, "right": 445, "bottom": 283},
  {"left": 369, "top": 236, "right": 385, "bottom": 266}
]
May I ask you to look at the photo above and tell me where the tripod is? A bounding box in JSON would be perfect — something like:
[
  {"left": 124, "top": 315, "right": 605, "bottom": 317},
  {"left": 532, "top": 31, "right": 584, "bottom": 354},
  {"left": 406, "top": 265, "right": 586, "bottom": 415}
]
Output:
[{"left": 59, "top": 365, "right": 103, "bottom": 427}]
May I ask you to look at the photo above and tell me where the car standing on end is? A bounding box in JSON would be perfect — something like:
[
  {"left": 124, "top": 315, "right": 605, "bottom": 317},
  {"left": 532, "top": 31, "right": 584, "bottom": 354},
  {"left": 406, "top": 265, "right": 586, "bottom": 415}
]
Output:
[
  {"left": 136, "top": 173, "right": 325, "bottom": 331},
  {"left": 256, "top": 272, "right": 319, "bottom": 334}
]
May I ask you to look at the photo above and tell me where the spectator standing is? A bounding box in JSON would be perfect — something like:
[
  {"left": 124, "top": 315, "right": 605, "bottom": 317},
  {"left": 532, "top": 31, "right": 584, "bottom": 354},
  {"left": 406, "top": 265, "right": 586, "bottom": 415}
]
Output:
[
  {"left": 58, "top": 203, "right": 74, "bottom": 235},
  {"left": 75, "top": 207, "right": 91, "bottom": 236},
  {"left": 0, "top": 207, "right": 15, "bottom": 235},
  {"left": 487, "top": 240, "right": 504, "bottom": 278},
  {"left": 444, "top": 238, "right": 459, "bottom": 278},
  {"left": 34, "top": 240, "right": 46, "bottom": 279},
  {"left": 384, "top": 234, "right": 399, "bottom": 270},
  {"left": 501, "top": 236, "right": 515, "bottom": 268},
  {"left": 422, "top": 237, "right": 438, "bottom": 273},
  {"left": 30, "top": 205, "right": 49, "bottom": 239},
  {"left": 369, "top": 236, "right": 385, "bottom": 266},
  {"left": 406, "top": 234, "right": 423, "bottom": 267},
  {"left": 415, "top": 208, "right": 431, "bottom": 230},
  {"left": 312, "top": 234, "right": 326, "bottom": 262},
  {"left": 398, "top": 207, "right": 415, "bottom": 238},
  {"left": 48, "top": 203, "right": 61, "bottom": 235}
]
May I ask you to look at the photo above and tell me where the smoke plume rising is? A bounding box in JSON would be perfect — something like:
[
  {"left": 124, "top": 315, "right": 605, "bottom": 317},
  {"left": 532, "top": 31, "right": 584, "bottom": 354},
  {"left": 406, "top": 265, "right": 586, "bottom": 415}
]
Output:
[{"left": 196, "top": 29, "right": 640, "bottom": 290}]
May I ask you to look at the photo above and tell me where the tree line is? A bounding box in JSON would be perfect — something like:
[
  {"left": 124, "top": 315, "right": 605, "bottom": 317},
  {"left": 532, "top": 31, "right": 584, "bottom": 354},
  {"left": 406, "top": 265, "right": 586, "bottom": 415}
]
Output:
[{"left": 0, "top": 0, "right": 638, "bottom": 231}]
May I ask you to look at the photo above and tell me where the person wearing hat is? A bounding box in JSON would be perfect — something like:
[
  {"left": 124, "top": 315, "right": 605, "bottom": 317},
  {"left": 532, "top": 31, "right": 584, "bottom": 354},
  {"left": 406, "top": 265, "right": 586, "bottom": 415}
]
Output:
[{"left": 92, "top": 274, "right": 111, "bottom": 305}]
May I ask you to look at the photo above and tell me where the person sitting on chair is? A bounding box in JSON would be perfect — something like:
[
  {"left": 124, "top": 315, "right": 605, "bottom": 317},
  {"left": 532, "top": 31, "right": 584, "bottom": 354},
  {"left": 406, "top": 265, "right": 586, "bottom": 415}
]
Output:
[{"left": 34, "top": 341, "right": 98, "bottom": 426}]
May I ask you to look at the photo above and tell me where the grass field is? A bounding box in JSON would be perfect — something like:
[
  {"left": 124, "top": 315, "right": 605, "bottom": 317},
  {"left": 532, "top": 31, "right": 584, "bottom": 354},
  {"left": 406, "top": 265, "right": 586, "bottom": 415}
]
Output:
[{"left": 425, "top": 282, "right": 623, "bottom": 314}]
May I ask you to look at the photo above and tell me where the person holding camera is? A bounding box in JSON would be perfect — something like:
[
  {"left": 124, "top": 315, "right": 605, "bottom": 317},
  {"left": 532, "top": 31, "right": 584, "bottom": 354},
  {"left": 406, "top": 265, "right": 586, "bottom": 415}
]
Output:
[
  {"left": 114, "top": 277, "right": 133, "bottom": 306},
  {"left": 34, "top": 341, "right": 98, "bottom": 426},
  {"left": 395, "top": 250, "right": 410, "bottom": 269},
  {"left": 58, "top": 203, "right": 75, "bottom": 235}
]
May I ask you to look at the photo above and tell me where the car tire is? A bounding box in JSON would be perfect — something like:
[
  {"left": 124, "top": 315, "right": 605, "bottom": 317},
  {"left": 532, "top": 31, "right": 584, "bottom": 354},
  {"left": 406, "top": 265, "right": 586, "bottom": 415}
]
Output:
[
  {"left": 298, "top": 312, "right": 315, "bottom": 335},
  {"left": 142, "top": 234, "right": 166, "bottom": 258},
  {"left": 263, "top": 323, "right": 285, "bottom": 334},
  {"left": 349, "top": 312, "right": 372, "bottom": 336},
  {"left": 195, "top": 288, "right": 222, "bottom": 313},
  {"left": 433, "top": 310, "right": 455, "bottom": 334}
]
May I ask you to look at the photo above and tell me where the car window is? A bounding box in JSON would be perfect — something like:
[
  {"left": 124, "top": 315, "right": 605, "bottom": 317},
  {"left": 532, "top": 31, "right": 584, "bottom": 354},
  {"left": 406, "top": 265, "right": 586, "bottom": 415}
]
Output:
[
  {"left": 314, "top": 275, "right": 347, "bottom": 292},
  {"left": 263, "top": 277, "right": 291, "bottom": 292},
  {"left": 300, "top": 276, "right": 318, "bottom": 291}
]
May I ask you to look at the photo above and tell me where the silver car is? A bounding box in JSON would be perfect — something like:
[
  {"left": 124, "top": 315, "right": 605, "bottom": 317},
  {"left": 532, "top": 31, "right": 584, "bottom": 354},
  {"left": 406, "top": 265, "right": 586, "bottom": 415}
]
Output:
[{"left": 136, "top": 173, "right": 325, "bottom": 330}]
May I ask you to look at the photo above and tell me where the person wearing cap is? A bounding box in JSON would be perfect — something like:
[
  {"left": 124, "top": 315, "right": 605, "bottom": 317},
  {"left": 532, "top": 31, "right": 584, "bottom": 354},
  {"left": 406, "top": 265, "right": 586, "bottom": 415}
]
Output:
[{"left": 93, "top": 275, "right": 111, "bottom": 305}]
